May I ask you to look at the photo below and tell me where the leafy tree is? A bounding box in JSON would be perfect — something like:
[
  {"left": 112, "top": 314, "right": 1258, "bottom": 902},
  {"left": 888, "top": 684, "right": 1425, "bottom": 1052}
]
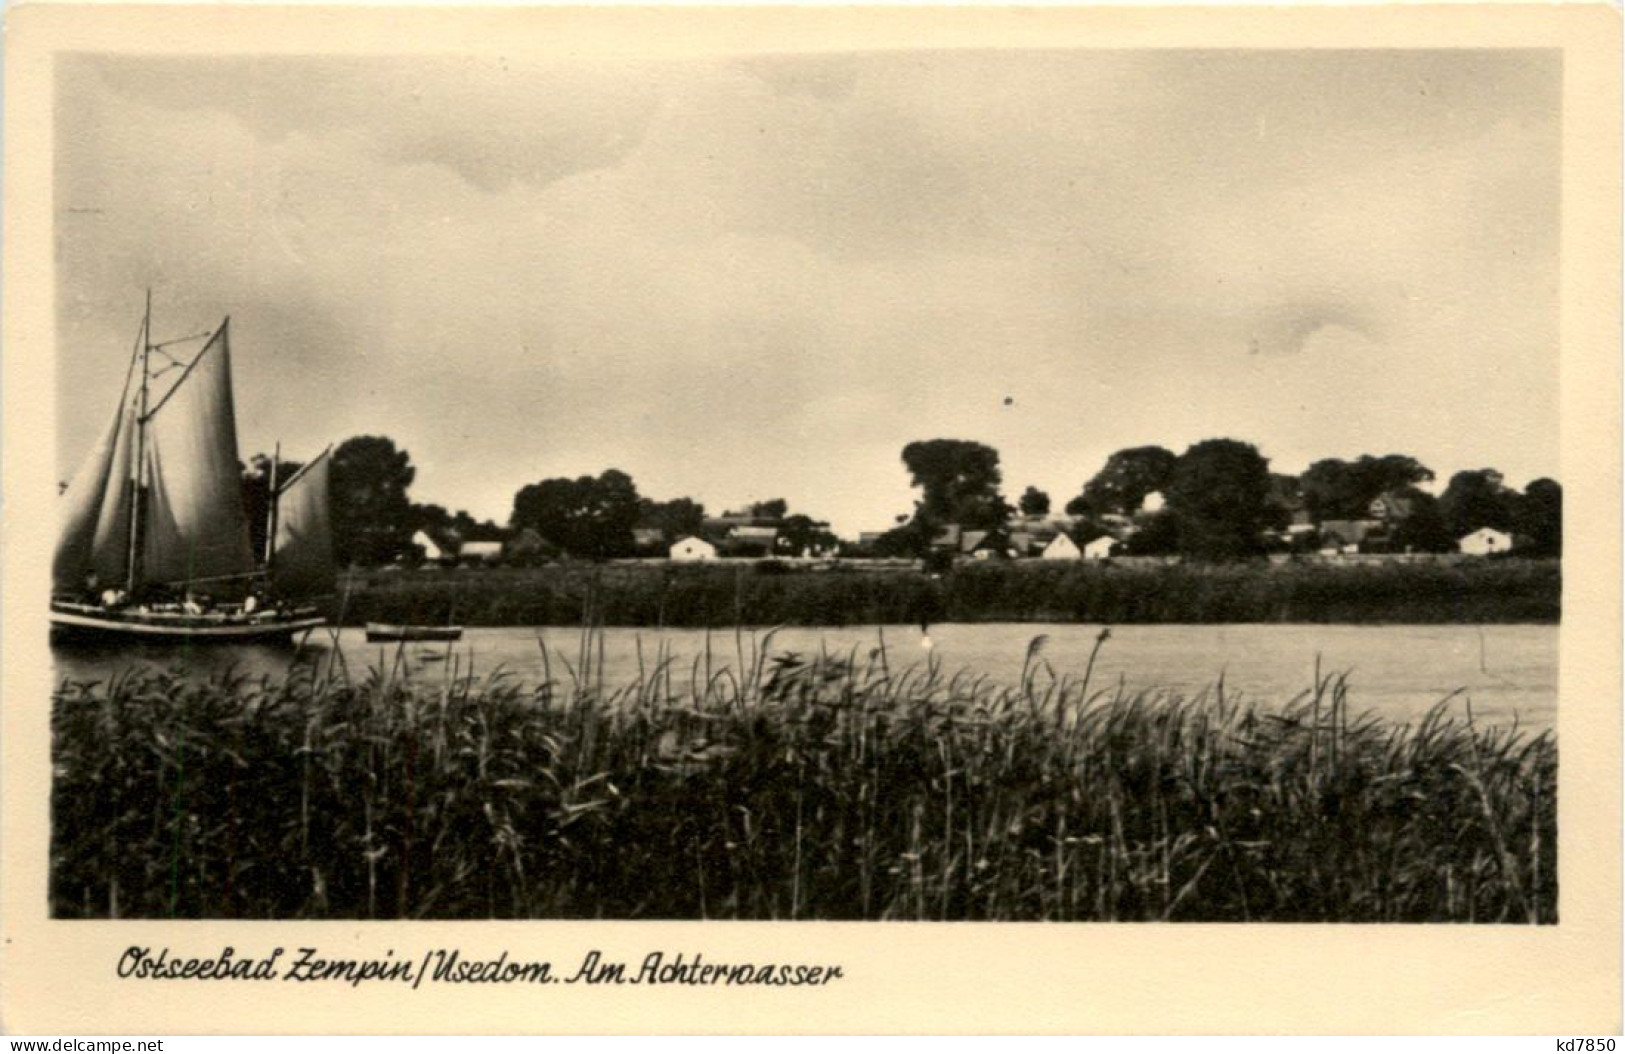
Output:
[
  {"left": 331, "top": 436, "right": 417, "bottom": 566},
  {"left": 412, "top": 503, "right": 502, "bottom": 546},
  {"left": 1357, "top": 454, "right": 1434, "bottom": 499},
  {"left": 1018, "top": 486, "right": 1051, "bottom": 517},
  {"left": 412, "top": 502, "right": 450, "bottom": 532},
  {"left": 404, "top": 502, "right": 449, "bottom": 564},
  {"left": 1122, "top": 510, "right": 1180, "bottom": 556},
  {"left": 1516, "top": 478, "right": 1563, "bottom": 557},
  {"left": 1298, "top": 459, "right": 1363, "bottom": 521},
  {"left": 777, "top": 514, "right": 840, "bottom": 557},
  {"left": 1388, "top": 489, "right": 1454, "bottom": 553},
  {"left": 1166, "top": 439, "right": 1271, "bottom": 560},
  {"left": 1300, "top": 454, "right": 1433, "bottom": 521},
  {"left": 637, "top": 497, "right": 706, "bottom": 541},
  {"left": 1440, "top": 469, "right": 1516, "bottom": 538},
  {"left": 874, "top": 519, "right": 933, "bottom": 559},
  {"left": 901, "top": 439, "right": 1011, "bottom": 531},
  {"left": 1263, "top": 473, "right": 1303, "bottom": 531},
  {"left": 451, "top": 510, "right": 504, "bottom": 541},
  {"left": 241, "top": 453, "right": 305, "bottom": 565},
  {"left": 1067, "top": 446, "right": 1176, "bottom": 517},
  {"left": 748, "top": 498, "right": 789, "bottom": 521},
  {"left": 1067, "top": 513, "right": 1112, "bottom": 550},
  {"left": 511, "top": 469, "right": 642, "bottom": 560}
]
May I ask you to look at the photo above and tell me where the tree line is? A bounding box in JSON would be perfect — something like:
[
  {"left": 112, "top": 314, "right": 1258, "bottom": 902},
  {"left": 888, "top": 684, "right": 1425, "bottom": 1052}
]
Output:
[
  {"left": 240, "top": 436, "right": 836, "bottom": 567},
  {"left": 243, "top": 434, "right": 1561, "bottom": 567},
  {"left": 865, "top": 439, "right": 1560, "bottom": 561}
]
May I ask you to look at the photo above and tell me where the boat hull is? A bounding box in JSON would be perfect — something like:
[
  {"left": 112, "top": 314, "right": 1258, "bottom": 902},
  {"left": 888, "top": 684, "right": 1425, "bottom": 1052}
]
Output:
[
  {"left": 365, "top": 623, "right": 464, "bottom": 643},
  {"left": 50, "top": 604, "right": 328, "bottom": 645}
]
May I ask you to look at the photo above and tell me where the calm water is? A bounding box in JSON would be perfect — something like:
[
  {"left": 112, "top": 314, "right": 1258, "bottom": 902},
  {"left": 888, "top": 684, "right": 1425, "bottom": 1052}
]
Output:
[{"left": 52, "top": 622, "right": 1558, "bottom": 730}]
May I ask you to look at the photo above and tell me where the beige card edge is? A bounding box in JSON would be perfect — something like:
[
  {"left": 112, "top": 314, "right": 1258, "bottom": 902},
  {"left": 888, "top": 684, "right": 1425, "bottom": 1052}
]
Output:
[{"left": 2, "top": 4, "right": 1619, "bottom": 1036}]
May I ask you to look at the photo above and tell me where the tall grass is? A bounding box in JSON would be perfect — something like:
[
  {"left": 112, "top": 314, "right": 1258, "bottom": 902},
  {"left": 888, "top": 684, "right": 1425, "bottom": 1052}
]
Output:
[
  {"left": 52, "top": 635, "right": 1555, "bottom": 922},
  {"left": 341, "top": 558, "right": 1561, "bottom": 628}
]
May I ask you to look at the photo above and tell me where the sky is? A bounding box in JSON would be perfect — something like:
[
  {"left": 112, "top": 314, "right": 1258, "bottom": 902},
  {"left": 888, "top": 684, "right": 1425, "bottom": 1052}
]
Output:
[{"left": 55, "top": 49, "right": 1560, "bottom": 536}]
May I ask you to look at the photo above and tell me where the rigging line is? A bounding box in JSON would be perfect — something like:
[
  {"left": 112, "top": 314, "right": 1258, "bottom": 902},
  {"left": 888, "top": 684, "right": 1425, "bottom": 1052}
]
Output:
[
  {"left": 117, "top": 314, "right": 144, "bottom": 398},
  {"left": 149, "top": 330, "right": 215, "bottom": 350},
  {"left": 140, "top": 318, "right": 228, "bottom": 422},
  {"left": 274, "top": 444, "right": 333, "bottom": 496},
  {"left": 149, "top": 570, "right": 268, "bottom": 587}
]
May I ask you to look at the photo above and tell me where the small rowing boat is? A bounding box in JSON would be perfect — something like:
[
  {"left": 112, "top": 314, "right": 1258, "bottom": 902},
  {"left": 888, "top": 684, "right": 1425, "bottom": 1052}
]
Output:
[{"left": 365, "top": 622, "right": 464, "bottom": 643}]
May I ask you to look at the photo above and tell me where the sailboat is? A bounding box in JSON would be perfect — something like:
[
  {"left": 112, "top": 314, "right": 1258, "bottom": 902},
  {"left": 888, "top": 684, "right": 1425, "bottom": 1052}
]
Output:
[{"left": 51, "top": 295, "right": 333, "bottom": 643}]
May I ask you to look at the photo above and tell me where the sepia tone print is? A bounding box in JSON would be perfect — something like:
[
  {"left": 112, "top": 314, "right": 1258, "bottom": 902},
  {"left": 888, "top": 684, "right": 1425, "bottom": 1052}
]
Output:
[{"left": 50, "top": 47, "right": 1560, "bottom": 923}]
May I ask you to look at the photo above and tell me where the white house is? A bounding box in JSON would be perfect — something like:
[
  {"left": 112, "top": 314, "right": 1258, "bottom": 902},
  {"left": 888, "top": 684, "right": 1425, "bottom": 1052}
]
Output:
[
  {"left": 459, "top": 540, "right": 503, "bottom": 565},
  {"left": 669, "top": 536, "right": 717, "bottom": 562},
  {"left": 1458, "top": 527, "right": 1514, "bottom": 556},
  {"left": 726, "top": 525, "right": 778, "bottom": 557},
  {"left": 411, "top": 530, "right": 448, "bottom": 564},
  {"left": 1082, "top": 535, "right": 1117, "bottom": 560},
  {"left": 1041, "top": 534, "right": 1082, "bottom": 560}
]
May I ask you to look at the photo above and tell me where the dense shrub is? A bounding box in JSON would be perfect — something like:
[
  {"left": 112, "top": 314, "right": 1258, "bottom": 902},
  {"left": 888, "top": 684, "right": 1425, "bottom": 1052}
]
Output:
[{"left": 336, "top": 559, "right": 1561, "bottom": 628}]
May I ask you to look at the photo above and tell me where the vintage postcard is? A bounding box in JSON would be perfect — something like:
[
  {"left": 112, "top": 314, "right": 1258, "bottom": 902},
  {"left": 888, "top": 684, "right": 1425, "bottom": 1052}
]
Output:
[{"left": 3, "top": 3, "right": 1619, "bottom": 1035}]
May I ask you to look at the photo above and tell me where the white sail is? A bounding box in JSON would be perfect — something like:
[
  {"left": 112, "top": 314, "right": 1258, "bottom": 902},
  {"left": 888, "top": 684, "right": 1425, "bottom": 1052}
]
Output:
[
  {"left": 139, "top": 324, "right": 256, "bottom": 590},
  {"left": 271, "top": 448, "right": 335, "bottom": 600},
  {"left": 91, "top": 394, "right": 139, "bottom": 585},
  {"left": 52, "top": 381, "right": 136, "bottom": 593}
]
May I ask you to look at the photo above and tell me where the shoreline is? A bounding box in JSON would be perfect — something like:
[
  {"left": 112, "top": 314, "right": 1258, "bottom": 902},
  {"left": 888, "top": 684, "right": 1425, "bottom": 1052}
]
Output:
[{"left": 335, "top": 557, "right": 1562, "bottom": 628}]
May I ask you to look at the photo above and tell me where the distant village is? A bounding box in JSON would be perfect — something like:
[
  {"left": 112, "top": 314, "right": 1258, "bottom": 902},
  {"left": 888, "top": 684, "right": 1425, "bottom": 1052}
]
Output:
[
  {"left": 253, "top": 435, "right": 1557, "bottom": 572},
  {"left": 403, "top": 486, "right": 1528, "bottom": 570}
]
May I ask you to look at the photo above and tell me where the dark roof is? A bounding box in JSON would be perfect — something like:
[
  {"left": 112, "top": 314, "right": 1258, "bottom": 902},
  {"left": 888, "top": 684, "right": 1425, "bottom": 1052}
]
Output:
[
  {"left": 961, "top": 530, "right": 992, "bottom": 552},
  {"left": 1370, "top": 491, "right": 1416, "bottom": 519}
]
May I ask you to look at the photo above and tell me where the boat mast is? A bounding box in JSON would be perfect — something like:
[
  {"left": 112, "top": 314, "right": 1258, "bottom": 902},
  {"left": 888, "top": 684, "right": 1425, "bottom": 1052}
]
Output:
[
  {"left": 264, "top": 441, "right": 281, "bottom": 569},
  {"left": 124, "top": 290, "right": 152, "bottom": 594}
]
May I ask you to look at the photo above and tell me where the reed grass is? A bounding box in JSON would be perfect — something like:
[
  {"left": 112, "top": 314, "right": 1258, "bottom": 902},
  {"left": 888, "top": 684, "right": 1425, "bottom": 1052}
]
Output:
[
  {"left": 340, "top": 558, "right": 1561, "bottom": 628},
  {"left": 51, "top": 633, "right": 1556, "bottom": 922}
]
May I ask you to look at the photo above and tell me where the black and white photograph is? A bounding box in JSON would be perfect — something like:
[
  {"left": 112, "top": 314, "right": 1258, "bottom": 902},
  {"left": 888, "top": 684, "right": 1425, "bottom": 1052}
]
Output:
[
  {"left": 45, "top": 42, "right": 1567, "bottom": 923},
  {"left": 5, "top": 3, "right": 1620, "bottom": 1037}
]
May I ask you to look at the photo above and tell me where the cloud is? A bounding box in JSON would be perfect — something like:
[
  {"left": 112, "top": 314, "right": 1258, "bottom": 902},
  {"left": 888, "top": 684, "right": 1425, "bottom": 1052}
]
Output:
[
  {"left": 85, "top": 55, "right": 661, "bottom": 192},
  {"left": 1248, "top": 301, "right": 1379, "bottom": 358},
  {"left": 55, "top": 50, "right": 1561, "bottom": 534}
]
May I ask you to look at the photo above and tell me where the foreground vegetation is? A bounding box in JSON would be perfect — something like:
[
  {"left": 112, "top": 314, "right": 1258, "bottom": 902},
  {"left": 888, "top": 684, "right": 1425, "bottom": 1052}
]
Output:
[
  {"left": 53, "top": 636, "right": 1555, "bottom": 921},
  {"left": 339, "top": 557, "right": 1561, "bottom": 628}
]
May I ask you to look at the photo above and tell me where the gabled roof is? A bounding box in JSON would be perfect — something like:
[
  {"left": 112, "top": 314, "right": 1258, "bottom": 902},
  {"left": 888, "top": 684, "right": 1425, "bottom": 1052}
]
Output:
[
  {"left": 412, "top": 529, "right": 451, "bottom": 556},
  {"left": 1321, "top": 519, "right": 1381, "bottom": 543},
  {"left": 1370, "top": 491, "right": 1416, "bottom": 519},
  {"left": 506, "top": 527, "right": 548, "bottom": 550}
]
